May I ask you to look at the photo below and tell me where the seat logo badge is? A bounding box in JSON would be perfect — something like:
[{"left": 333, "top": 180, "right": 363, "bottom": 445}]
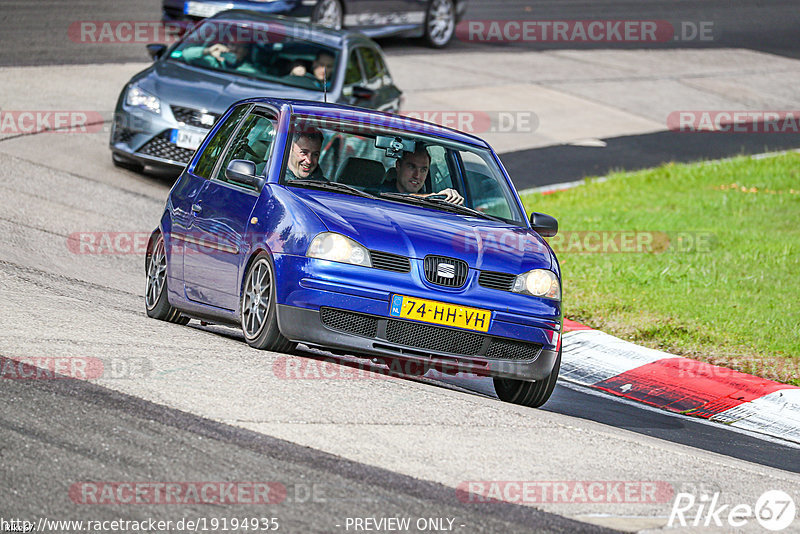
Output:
[{"left": 437, "top": 263, "right": 456, "bottom": 279}]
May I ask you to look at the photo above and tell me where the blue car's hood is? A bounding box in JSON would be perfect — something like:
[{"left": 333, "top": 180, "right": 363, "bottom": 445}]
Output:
[
  {"left": 139, "top": 60, "right": 324, "bottom": 114},
  {"left": 291, "top": 189, "right": 553, "bottom": 273}
]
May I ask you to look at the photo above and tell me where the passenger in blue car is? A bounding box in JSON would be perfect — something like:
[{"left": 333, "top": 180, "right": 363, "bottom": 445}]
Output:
[
  {"left": 379, "top": 145, "right": 464, "bottom": 205},
  {"left": 285, "top": 128, "right": 326, "bottom": 181}
]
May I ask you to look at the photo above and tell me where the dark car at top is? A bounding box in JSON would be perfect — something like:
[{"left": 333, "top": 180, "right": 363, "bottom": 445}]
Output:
[
  {"left": 163, "top": 0, "right": 468, "bottom": 48},
  {"left": 144, "top": 97, "right": 563, "bottom": 408},
  {"left": 110, "top": 11, "right": 402, "bottom": 173}
]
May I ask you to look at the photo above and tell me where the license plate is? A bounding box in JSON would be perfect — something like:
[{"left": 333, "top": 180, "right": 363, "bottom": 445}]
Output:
[
  {"left": 185, "top": 1, "right": 229, "bottom": 18},
  {"left": 170, "top": 128, "right": 206, "bottom": 150},
  {"left": 389, "top": 295, "right": 491, "bottom": 333}
]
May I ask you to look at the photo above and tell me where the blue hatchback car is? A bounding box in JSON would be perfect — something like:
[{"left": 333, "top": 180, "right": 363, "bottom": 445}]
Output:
[{"left": 145, "top": 98, "right": 563, "bottom": 407}]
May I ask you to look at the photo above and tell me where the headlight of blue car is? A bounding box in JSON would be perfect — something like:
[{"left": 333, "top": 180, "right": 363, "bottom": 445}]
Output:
[
  {"left": 307, "top": 232, "right": 372, "bottom": 267},
  {"left": 125, "top": 84, "right": 161, "bottom": 115},
  {"left": 512, "top": 269, "right": 561, "bottom": 300}
]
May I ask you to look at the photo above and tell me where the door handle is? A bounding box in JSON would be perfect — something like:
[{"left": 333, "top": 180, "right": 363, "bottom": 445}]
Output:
[{"left": 191, "top": 203, "right": 202, "bottom": 214}]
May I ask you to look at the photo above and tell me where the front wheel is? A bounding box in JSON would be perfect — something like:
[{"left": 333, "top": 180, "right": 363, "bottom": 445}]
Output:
[
  {"left": 424, "top": 0, "right": 456, "bottom": 48},
  {"left": 312, "top": 0, "right": 343, "bottom": 29},
  {"left": 493, "top": 349, "right": 561, "bottom": 408},
  {"left": 241, "top": 254, "right": 297, "bottom": 353},
  {"left": 145, "top": 233, "right": 189, "bottom": 325}
]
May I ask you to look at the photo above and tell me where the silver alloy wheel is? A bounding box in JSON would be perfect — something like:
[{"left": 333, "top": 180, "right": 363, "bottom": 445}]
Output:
[
  {"left": 145, "top": 236, "right": 167, "bottom": 310},
  {"left": 242, "top": 258, "right": 273, "bottom": 339},
  {"left": 427, "top": 0, "right": 456, "bottom": 47},
  {"left": 314, "top": 0, "right": 343, "bottom": 30}
]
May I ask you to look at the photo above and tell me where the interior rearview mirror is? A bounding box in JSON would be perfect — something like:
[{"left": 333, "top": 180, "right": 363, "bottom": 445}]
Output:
[{"left": 530, "top": 212, "right": 558, "bottom": 237}]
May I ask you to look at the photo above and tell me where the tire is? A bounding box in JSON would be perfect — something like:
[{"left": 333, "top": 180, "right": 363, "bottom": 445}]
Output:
[
  {"left": 424, "top": 0, "right": 456, "bottom": 48},
  {"left": 112, "top": 152, "right": 144, "bottom": 173},
  {"left": 241, "top": 253, "right": 297, "bottom": 353},
  {"left": 493, "top": 348, "right": 561, "bottom": 408},
  {"left": 312, "top": 0, "right": 343, "bottom": 30},
  {"left": 145, "top": 233, "right": 189, "bottom": 325}
]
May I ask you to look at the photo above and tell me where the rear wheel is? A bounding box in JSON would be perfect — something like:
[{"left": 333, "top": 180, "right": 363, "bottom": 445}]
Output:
[
  {"left": 312, "top": 0, "right": 343, "bottom": 29},
  {"left": 424, "top": 0, "right": 456, "bottom": 48},
  {"left": 241, "top": 254, "right": 296, "bottom": 353},
  {"left": 145, "top": 234, "right": 189, "bottom": 325},
  {"left": 493, "top": 349, "right": 561, "bottom": 408}
]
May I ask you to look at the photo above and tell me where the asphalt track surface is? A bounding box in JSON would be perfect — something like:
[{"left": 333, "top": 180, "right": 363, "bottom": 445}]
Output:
[{"left": 2, "top": 1, "right": 800, "bottom": 532}]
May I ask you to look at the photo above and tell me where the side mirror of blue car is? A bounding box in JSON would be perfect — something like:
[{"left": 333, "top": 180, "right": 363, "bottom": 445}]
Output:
[
  {"left": 530, "top": 212, "right": 558, "bottom": 237},
  {"left": 225, "top": 160, "right": 264, "bottom": 190},
  {"left": 146, "top": 44, "right": 167, "bottom": 61}
]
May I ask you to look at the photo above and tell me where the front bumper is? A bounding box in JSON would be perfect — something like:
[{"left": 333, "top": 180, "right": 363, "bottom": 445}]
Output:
[{"left": 273, "top": 255, "right": 561, "bottom": 381}]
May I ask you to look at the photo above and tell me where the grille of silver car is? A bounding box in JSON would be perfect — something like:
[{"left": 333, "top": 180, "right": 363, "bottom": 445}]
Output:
[
  {"left": 423, "top": 255, "right": 469, "bottom": 288},
  {"left": 478, "top": 271, "right": 517, "bottom": 291},
  {"left": 321, "top": 308, "right": 378, "bottom": 338},
  {"left": 171, "top": 106, "right": 219, "bottom": 129},
  {"left": 370, "top": 250, "right": 411, "bottom": 272},
  {"left": 385, "top": 320, "right": 484, "bottom": 355},
  {"left": 137, "top": 132, "right": 194, "bottom": 164},
  {"left": 486, "top": 339, "right": 543, "bottom": 361}
]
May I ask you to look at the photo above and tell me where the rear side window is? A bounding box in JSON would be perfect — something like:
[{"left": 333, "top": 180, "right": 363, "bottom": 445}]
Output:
[
  {"left": 360, "top": 48, "right": 386, "bottom": 81},
  {"left": 344, "top": 49, "right": 362, "bottom": 85},
  {"left": 192, "top": 105, "right": 249, "bottom": 179}
]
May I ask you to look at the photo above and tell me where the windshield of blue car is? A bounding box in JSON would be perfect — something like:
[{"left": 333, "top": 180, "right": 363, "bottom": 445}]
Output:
[
  {"left": 282, "top": 116, "right": 527, "bottom": 225},
  {"left": 167, "top": 20, "right": 338, "bottom": 91}
]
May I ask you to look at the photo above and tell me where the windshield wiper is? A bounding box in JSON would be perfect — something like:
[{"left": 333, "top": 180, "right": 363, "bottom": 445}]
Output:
[
  {"left": 378, "top": 192, "right": 506, "bottom": 222},
  {"left": 289, "top": 180, "right": 376, "bottom": 199}
]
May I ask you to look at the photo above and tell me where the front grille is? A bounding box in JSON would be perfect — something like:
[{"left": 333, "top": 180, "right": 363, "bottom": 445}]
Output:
[
  {"left": 486, "top": 339, "right": 542, "bottom": 361},
  {"left": 137, "top": 132, "right": 194, "bottom": 163},
  {"left": 171, "top": 106, "right": 218, "bottom": 129},
  {"left": 423, "top": 255, "right": 468, "bottom": 288},
  {"left": 321, "top": 308, "right": 378, "bottom": 338},
  {"left": 386, "top": 320, "right": 484, "bottom": 355},
  {"left": 370, "top": 250, "right": 411, "bottom": 272},
  {"left": 478, "top": 271, "right": 516, "bottom": 291}
]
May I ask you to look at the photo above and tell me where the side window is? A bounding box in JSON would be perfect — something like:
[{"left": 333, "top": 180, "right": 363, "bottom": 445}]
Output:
[
  {"left": 344, "top": 49, "right": 363, "bottom": 86},
  {"left": 192, "top": 105, "right": 249, "bottom": 179},
  {"left": 428, "top": 146, "right": 454, "bottom": 192},
  {"left": 214, "top": 110, "right": 277, "bottom": 187},
  {"left": 460, "top": 151, "right": 514, "bottom": 220},
  {"left": 360, "top": 47, "right": 384, "bottom": 81}
]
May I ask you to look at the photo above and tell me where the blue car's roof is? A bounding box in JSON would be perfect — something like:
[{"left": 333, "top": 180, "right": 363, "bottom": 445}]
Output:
[{"left": 241, "top": 97, "right": 492, "bottom": 148}]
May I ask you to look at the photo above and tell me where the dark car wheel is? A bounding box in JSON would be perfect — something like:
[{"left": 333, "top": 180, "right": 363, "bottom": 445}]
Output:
[
  {"left": 112, "top": 152, "right": 144, "bottom": 173},
  {"left": 424, "top": 0, "right": 456, "bottom": 48},
  {"left": 145, "top": 233, "right": 189, "bottom": 325},
  {"left": 493, "top": 348, "right": 561, "bottom": 408},
  {"left": 241, "top": 254, "right": 297, "bottom": 353},
  {"left": 312, "top": 0, "right": 343, "bottom": 30}
]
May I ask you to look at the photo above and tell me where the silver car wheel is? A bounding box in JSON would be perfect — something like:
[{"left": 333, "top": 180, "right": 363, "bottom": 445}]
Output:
[
  {"left": 242, "top": 258, "right": 273, "bottom": 340},
  {"left": 145, "top": 236, "right": 167, "bottom": 310},
  {"left": 427, "top": 0, "right": 456, "bottom": 47},
  {"left": 314, "top": 0, "right": 343, "bottom": 30}
]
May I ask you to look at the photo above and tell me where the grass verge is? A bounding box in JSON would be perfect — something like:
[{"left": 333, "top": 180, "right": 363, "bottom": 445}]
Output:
[{"left": 520, "top": 152, "right": 800, "bottom": 386}]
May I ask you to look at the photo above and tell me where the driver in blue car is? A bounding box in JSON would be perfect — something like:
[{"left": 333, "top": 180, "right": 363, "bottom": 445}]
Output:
[
  {"left": 379, "top": 145, "right": 464, "bottom": 205},
  {"left": 285, "top": 128, "right": 327, "bottom": 181}
]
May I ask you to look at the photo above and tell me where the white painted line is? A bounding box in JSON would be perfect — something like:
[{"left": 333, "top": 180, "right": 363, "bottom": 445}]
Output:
[{"left": 712, "top": 388, "right": 800, "bottom": 444}]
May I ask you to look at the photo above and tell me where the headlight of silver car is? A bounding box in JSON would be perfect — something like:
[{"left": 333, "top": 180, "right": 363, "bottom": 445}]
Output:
[
  {"left": 307, "top": 232, "right": 372, "bottom": 267},
  {"left": 512, "top": 269, "right": 560, "bottom": 300},
  {"left": 125, "top": 85, "right": 161, "bottom": 115}
]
